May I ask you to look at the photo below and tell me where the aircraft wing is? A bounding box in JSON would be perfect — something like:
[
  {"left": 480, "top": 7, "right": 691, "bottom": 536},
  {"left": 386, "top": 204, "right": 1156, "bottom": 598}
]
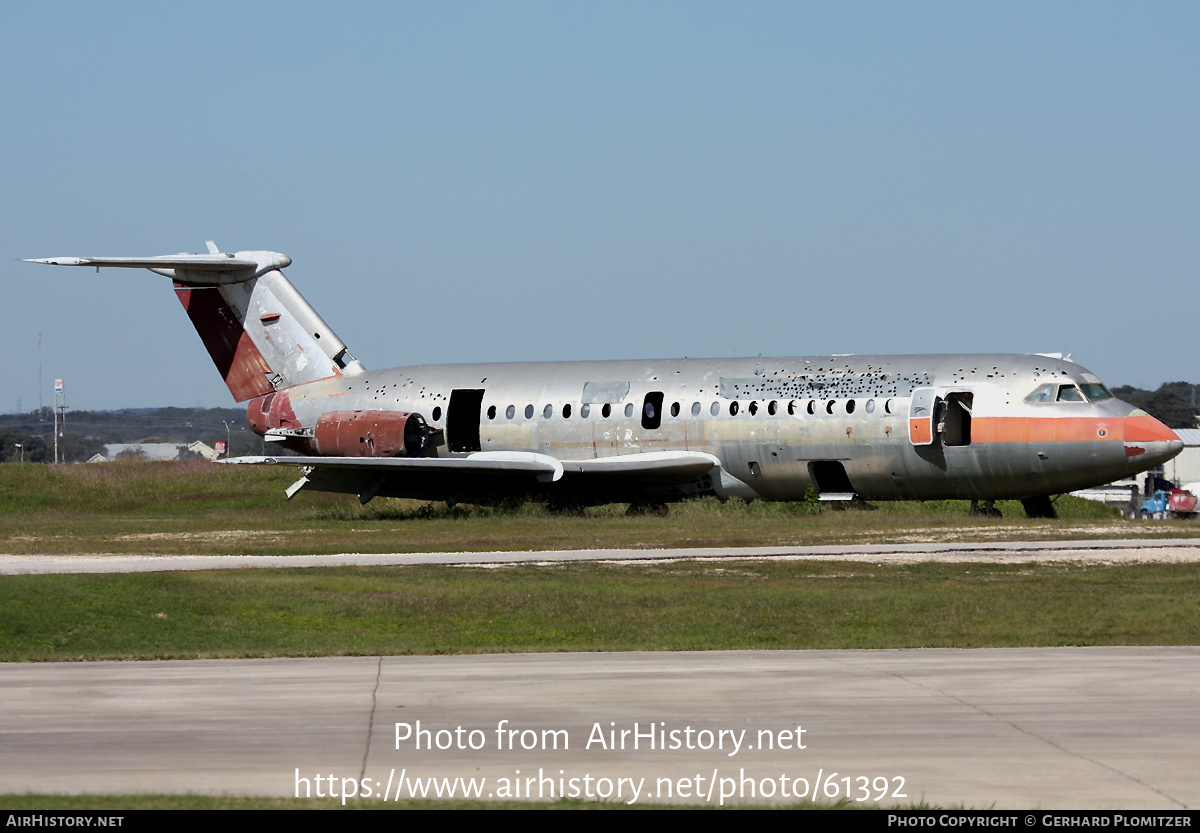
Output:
[
  {"left": 251, "top": 450, "right": 721, "bottom": 504},
  {"left": 557, "top": 451, "right": 721, "bottom": 480}
]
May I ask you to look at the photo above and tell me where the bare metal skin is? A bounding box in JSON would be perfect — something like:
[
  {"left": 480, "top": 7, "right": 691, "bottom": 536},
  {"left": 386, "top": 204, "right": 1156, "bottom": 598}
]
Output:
[{"left": 26, "top": 246, "right": 1181, "bottom": 516}]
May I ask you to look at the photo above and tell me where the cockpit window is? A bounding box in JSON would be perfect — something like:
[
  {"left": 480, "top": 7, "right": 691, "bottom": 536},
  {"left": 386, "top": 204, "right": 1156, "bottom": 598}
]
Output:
[
  {"left": 1024, "top": 384, "right": 1056, "bottom": 403},
  {"left": 1027, "top": 381, "right": 1113, "bottom": 404},
  {"left": 1079, "top": 384, "right": 1113, "bottom": 402}
]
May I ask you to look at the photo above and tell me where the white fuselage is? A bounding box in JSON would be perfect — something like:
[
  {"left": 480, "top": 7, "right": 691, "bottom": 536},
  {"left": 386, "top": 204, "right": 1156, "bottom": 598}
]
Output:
[{"left": 258, "top": 352, "right": 1180, "bottom": 505}]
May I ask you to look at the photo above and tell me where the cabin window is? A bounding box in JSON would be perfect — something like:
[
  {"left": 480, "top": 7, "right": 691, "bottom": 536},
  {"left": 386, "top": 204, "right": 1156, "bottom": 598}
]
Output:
[
  {"left": 602, "top": 404, "right": 612, "bottom": 418},
  {"left": 1024, "top": 384, "right": 1056, "bottom": 404},
  {"left": 710, "top": 401, "right": 720, "bottom": 416},
  {"left": 506, "top": 405, "right": 516, "bottom": 420},
  {"left": 749, "top": 401, "right": 759, "bottom": 416},
  {"left": 825, "top": 400, "right": 836, "bottom": 415},
  {"left": 670, "top": 401, "right": 680, "bottom": 417},
  {"left": 432, "top": 406, "right": 442, "bottom": 421},
  {"left": 807, "top": 400, "right": 817, "bottom": 415},
  {"left": 768, "top": 400, "right": 778, "bottom": 416},
  {"left": 865, "top": 399, "right": 875, "bottom": 414},
  {"left": 624, "top": 403, "right": 634, "bottom": 418},
  {"left": 525, "top": 404, "right": 534, "bottom": 419},
  {"left": 692, "top": 402, "right": 701, "bottom": 416},
  {"left": 543, "top": 404, "right": 553, "bottom": 419},
  {"left": 581, "top": 404, "right": 590, "bottom": 418},
  {"left": 487, "top": 405, "right": 497, "bottom": 420},
  {"left": 562, "top": 404, "right": 572, "bottom": 418},
  {"left": 846, "top": 399, "right": 856, "bottom": 414},
  {"left": 1057, "top": 385, "right": 1085, "bottom": 402},
  {"left": 788, "top": 400, "right": 797, "bottom": 416},
  {"left": 729, "top": 401, "right": 739, "bottom": 416}
]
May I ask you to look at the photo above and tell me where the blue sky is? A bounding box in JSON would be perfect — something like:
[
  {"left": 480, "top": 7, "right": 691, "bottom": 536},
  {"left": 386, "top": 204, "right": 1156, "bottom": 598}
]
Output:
[{"left": 3, "top": 2, "right": 1197, "bottom": 411}]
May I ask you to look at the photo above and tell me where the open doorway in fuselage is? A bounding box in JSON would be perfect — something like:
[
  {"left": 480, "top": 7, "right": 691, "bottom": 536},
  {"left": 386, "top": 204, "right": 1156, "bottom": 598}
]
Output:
[{"left": 447, "top": 389, "right": 485, "bottom": 452}]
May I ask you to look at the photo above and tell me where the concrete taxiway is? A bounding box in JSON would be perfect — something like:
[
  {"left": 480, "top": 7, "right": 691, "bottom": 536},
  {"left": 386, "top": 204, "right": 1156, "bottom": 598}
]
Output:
[
  {"left": 2, "top": 537, "right": 1200, "bottom": 574},
  {"left": 2, "top": 647, "right": 1197, "bottom": 808}
]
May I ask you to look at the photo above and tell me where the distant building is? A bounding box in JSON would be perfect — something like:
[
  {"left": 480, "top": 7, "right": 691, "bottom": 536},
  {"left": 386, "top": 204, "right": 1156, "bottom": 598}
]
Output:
[
  {"left": 1164, "top": 429, "right": 1200, "bottom": 485},
  {"left": 91, "top": 441, "right": 219, "bottom": 463}
]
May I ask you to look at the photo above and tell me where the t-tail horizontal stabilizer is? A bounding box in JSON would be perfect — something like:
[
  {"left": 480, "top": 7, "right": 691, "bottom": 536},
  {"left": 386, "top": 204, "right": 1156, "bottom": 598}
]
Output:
[
  {"left": 24, "top": 243, "right": 292, "bottom": 286},
  {"left": 24, "top": 243, "right": 364, "bottom": 402}
]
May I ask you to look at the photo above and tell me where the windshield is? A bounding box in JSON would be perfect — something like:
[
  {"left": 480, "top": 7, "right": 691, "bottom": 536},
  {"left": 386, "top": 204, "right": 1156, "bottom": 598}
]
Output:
[
  {"left": 1079, "top": 383, "right": 1113, "bottom": 401},
  {"left": 1024, "top": 384, "right": 1056, "bottom": 404},
  {"left": 1025, "top": 382, "right": 1113, "bottom": 404}
]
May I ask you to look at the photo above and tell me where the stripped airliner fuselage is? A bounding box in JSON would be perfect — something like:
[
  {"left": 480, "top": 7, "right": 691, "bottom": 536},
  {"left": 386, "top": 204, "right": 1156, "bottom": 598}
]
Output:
[{"left": 27, "top": 247, "right": 1181, "bottom": 515}]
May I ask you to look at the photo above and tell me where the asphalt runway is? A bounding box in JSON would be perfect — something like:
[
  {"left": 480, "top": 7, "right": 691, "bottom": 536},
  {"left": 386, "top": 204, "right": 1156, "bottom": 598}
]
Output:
[{"left": 2, "top": 647, "right": 1197, "bottom": 808}]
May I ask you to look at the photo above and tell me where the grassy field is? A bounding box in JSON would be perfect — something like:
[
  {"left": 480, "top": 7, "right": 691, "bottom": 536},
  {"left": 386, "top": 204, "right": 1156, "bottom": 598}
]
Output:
[
  {"left": 2, "top": 461, "right": 1198, "bottom": 662},
  {"left": 0, "top": 460, "right": 1189, "bottom": 557},
  {"left": 3, "top": 560, "right": 1199, "bottom": 661},
  {"left": 1, "top": 460, "right": 1198, "bottom": 663}
]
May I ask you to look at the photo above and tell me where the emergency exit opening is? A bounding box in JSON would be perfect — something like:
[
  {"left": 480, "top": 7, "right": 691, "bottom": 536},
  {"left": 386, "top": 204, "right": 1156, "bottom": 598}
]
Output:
[
  {"left": 942, "top": 392, "right": 973, "bottom": 447},
  {"left": 447, "top": 389, "right": 485, "bottom": 452},
  {"left": 642, "top": 391, "right": 664, "bottom": 430}
]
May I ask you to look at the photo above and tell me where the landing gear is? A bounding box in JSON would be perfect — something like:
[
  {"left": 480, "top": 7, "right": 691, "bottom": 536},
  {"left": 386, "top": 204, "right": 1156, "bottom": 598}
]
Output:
[
  {"left": 970, "top": 499, "right": 1002, "bottom": 518},
  {"left": 1021, "top": 495, "right": 1058, "bottom": 519}
]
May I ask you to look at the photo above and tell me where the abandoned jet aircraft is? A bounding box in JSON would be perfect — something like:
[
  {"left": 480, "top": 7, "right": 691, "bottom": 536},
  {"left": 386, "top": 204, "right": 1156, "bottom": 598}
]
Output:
[{"left": 26, "top": 244, "right": 1182, "bottom": 518}]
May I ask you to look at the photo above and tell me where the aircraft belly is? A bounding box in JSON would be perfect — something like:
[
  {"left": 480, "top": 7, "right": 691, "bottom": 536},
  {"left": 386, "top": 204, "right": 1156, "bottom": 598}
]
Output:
[{"left": 849, "top": 441, "right": 1133, "bottom": 501}]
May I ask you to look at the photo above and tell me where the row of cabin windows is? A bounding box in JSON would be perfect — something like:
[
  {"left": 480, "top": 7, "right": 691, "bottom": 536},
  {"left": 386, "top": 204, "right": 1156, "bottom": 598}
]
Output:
[{"left": 474, "top": 398, "right": 901, "bottom": 422}]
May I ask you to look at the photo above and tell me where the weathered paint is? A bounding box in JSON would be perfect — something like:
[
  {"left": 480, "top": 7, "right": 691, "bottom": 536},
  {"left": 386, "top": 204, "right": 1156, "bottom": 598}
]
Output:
[
  {"left": 310, "top": 410, "right": 427, "bottom": 457},
  {"left": 256, "top": 353, "right": 1181, "bottom": 505},
  {"left": 175, "top": 285, "right": 274, "bottom": 402},
  {"left": 28, "top": 246, "right": 1184, "bottom": 512}
]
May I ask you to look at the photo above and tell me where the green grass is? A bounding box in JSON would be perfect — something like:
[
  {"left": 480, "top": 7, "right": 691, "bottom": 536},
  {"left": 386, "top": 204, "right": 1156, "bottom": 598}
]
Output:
[
  {"left": 0, "top": 793, "right": 890, "bottom": 809},
  {"left": 3, "top": 560, "right": 1198, "bottom": 661},
  {"left": 0, "top": 461, "right": 1184, "bottom": 557},
  {"left": 1, "top": 461, "right": 1197, "bottom": 662}
]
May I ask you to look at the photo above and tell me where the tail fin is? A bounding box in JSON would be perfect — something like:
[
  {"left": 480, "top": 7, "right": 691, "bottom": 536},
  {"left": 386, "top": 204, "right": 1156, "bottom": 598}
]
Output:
[{"left": 24, "top": 243, "right": 365, "bottom": 402}]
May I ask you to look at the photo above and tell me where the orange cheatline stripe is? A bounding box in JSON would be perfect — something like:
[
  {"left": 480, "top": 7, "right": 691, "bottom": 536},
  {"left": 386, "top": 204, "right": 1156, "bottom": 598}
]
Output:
[
  {"left": 972, "top": 415, "right": 1179, "bottom": 445},
  {"left": 1124, "top": 415, "right": 1181, "bottom": 444}
]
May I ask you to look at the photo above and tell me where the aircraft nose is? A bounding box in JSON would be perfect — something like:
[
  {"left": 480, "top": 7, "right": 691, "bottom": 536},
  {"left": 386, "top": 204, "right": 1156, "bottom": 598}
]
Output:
[{"left": 1123, "top": 413, "right": 1183, "bottom": 470}]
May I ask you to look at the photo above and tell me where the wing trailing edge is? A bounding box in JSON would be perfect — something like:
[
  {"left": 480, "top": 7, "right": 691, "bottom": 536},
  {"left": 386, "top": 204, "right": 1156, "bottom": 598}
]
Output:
[{"left": 243, "top": 450, "right": 725, "bottom": 505}]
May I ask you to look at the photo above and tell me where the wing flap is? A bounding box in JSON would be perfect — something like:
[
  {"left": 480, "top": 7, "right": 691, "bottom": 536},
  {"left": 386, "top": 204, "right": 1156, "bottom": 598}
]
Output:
[{"left": 559, "top": 451, "right": 721, "bottom": 482}]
